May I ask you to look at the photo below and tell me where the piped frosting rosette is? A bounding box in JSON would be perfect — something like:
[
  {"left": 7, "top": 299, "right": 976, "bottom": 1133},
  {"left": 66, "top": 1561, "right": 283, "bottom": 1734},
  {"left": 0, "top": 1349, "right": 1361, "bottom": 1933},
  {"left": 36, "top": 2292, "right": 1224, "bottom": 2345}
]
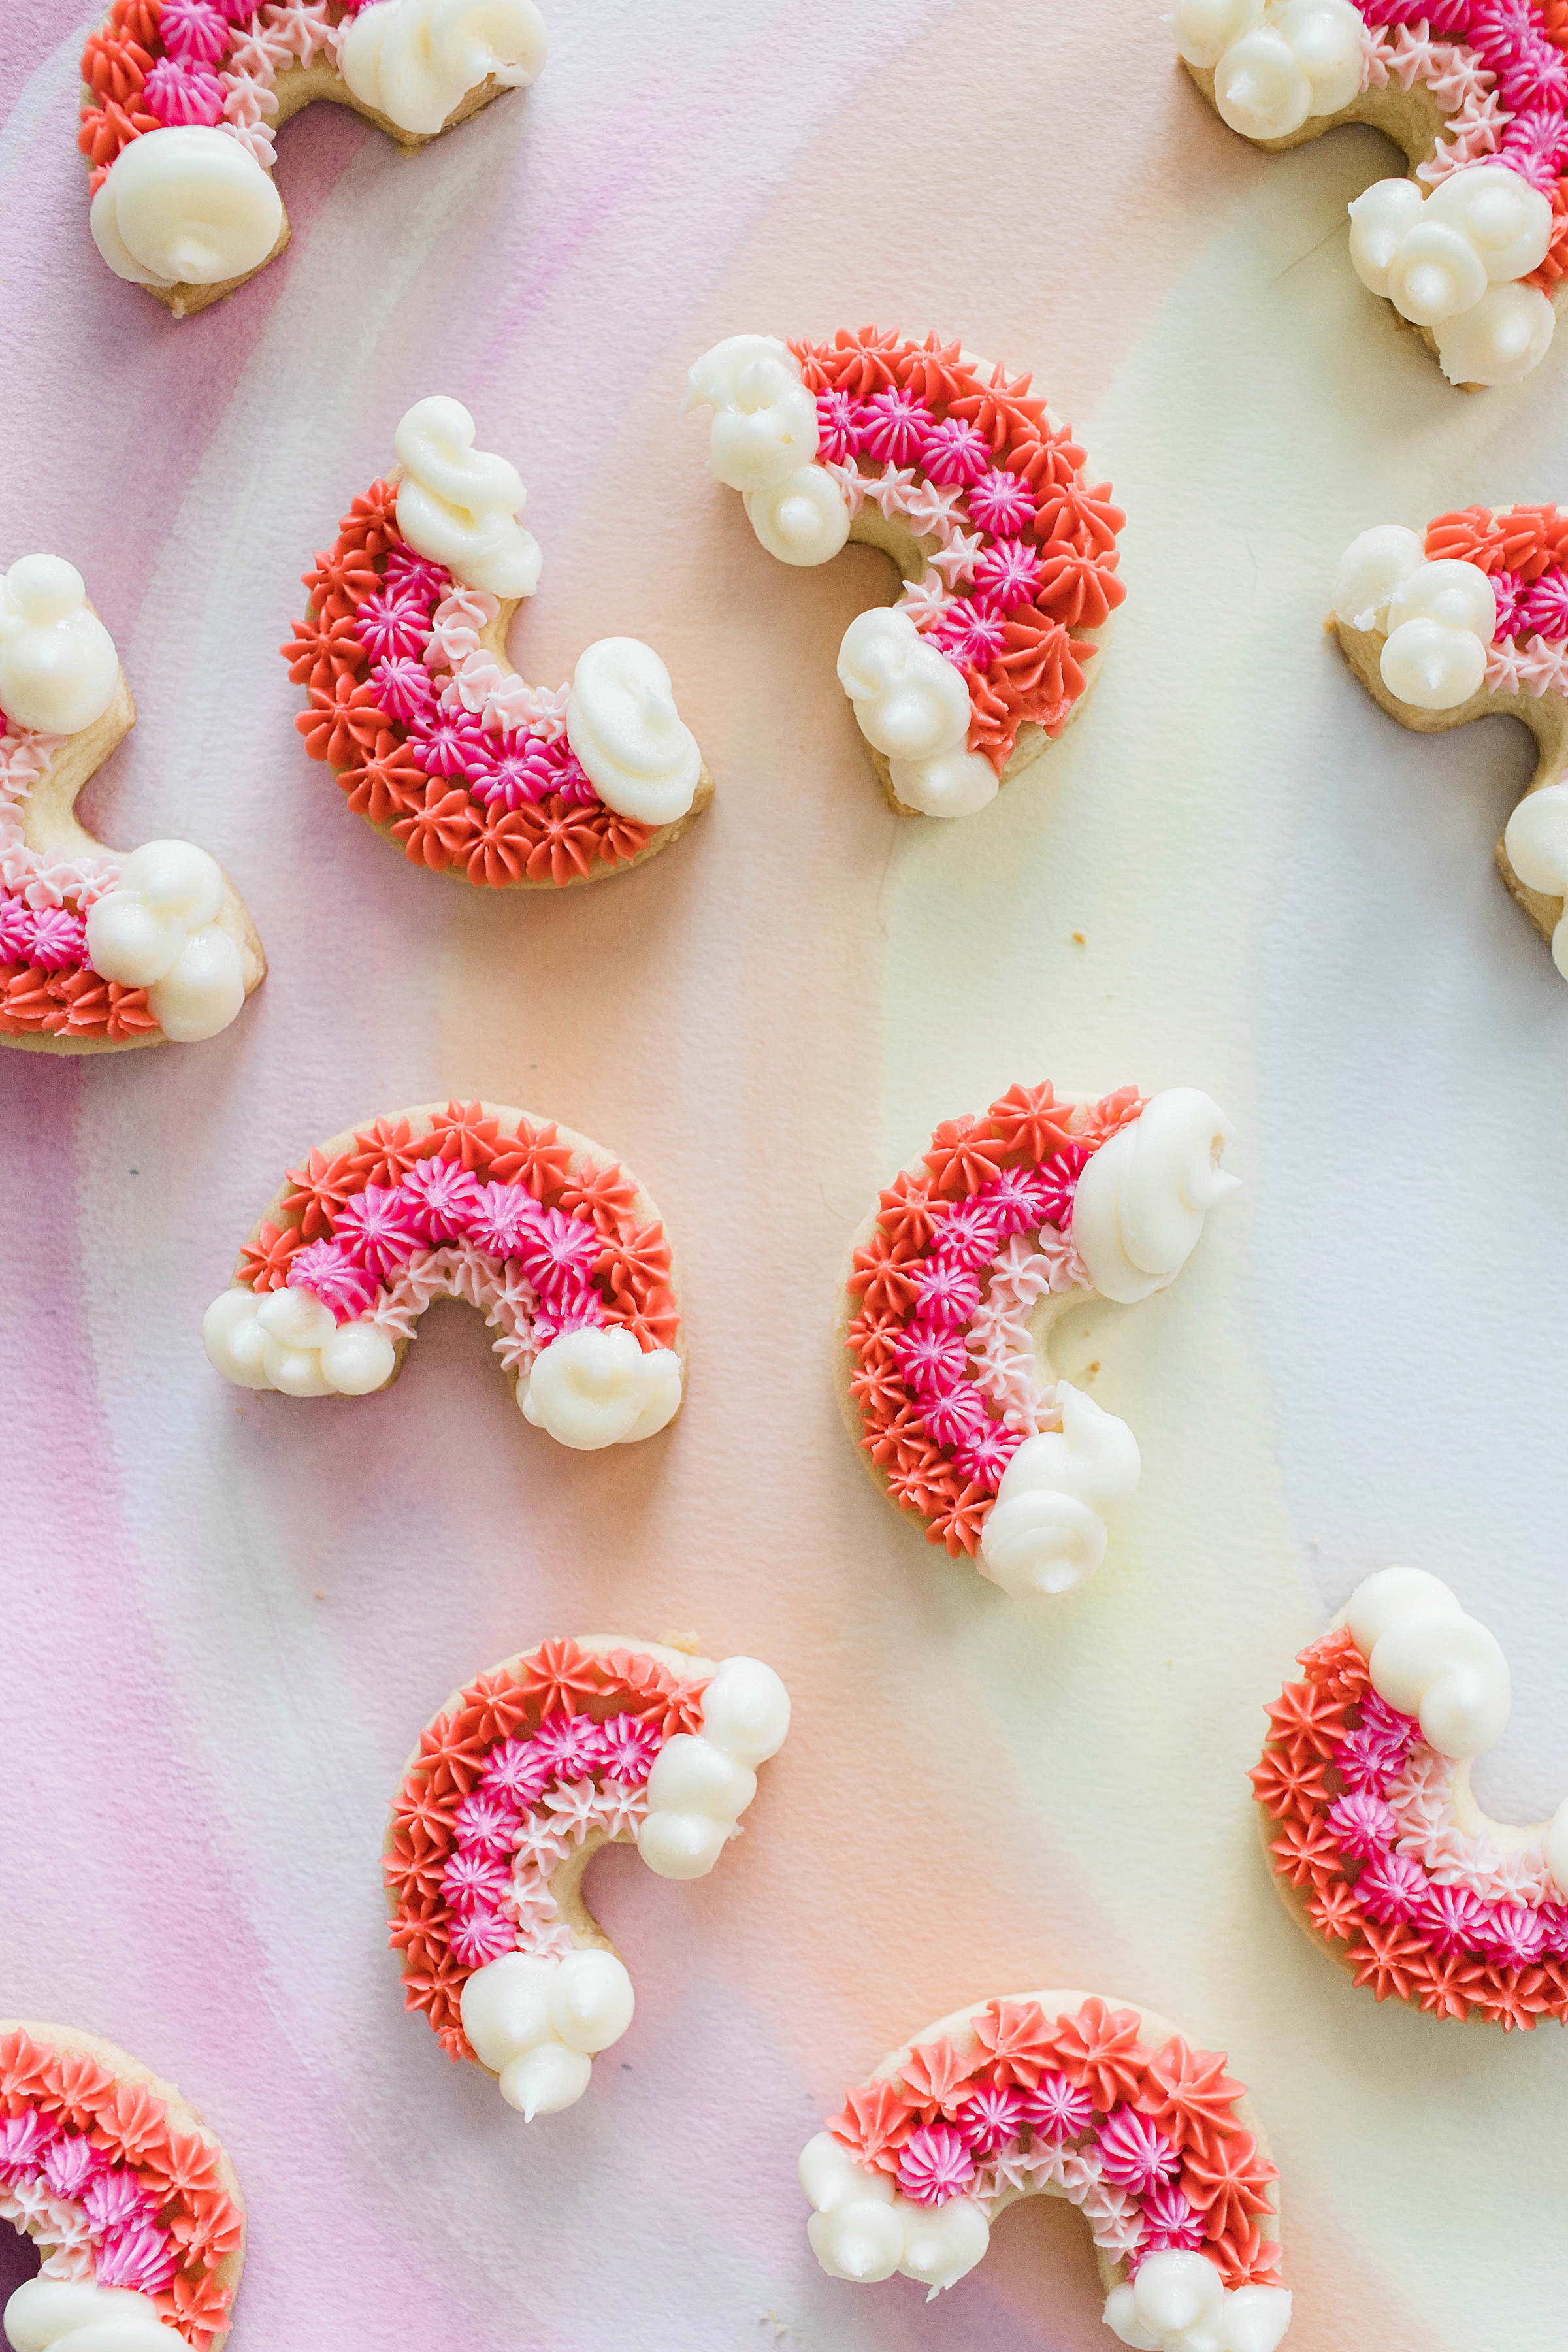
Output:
[
  {"left": 285, "top": 397, "right": 711, "bottom": 890},
  {"left": 685, "top": 327, "right": 1124, "bottom": 819},
  {"left": 1256, "top": 1569, "right": 1568, "bottom": 2031},
  {"left": 81, "top": 0, "right": 547, "bottom": 317},
  {"left": 836, "top": 1083, "right": 1238, "bottom": 1595},
  {"left": 802, "top": 1991, "right": 1289, "bottom": 2350},
  {"left": 1332, "top": 505, "right": 1568, "bottom": 975},
  {"left": 0, "top": 2022, "right": 244, "bottom": 2348},
  {"left": 202, "top": 1098, "right": 684, "bottom": 1446},
  {"left": 0, "top": 553, "right": 264, "bottom": 1054},
  {"left": 385, "top": 1634, "right": 789, "bottom": 2117},
  {"left": 1171, "top": 1, "right": 1568, "bottom": 385}
]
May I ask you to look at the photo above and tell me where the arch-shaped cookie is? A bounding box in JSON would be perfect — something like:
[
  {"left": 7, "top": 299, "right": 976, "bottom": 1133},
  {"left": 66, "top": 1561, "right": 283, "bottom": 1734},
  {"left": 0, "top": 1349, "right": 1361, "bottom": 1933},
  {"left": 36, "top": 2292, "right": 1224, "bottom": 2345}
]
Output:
[
  {"left": 385, "top": 1633, "right": 789, "bottom": 2117},
  {"left": 1171, "top": 2, "right": 1568, "bottom": 387},
  {"left": 0, "top": 2020, "right": 244, "bottom": 2347},
  {"left": 201, "top": 1098, "right": 685, "bottom": 1444},
  {"left": 80, "top": 0, "right": 546, "bottom": 317},
  {"left": 1331, "top": 506, "right": 1568, "bottom": 973},
  {"left": 0, "top": 553, "right": 264, "bottom": 1054},
  {"left": 284, "top": 397, "right": 713, "bottom": 891},
  {"left": 1255, "top": 1568, "right": 1568, "bottom": 2030},
  {"left": 684, "top": 327, "right": 1124, "bottom": 819},
  {"left": 801, "top": 1990, "right": 1290, "bottom": 2351},
  {"left": 835, "top": 1083, "right": 1238, "bottom": 1595}
]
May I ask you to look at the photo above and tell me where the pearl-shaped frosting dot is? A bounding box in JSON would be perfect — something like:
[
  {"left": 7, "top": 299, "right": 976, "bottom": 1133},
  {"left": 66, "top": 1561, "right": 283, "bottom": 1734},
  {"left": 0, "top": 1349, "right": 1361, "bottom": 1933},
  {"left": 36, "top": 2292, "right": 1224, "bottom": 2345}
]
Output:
[
  {"left": 1426, "top": 163, "right": 1553, "bottom": 284},
  {"left": 82, "top": 895, "right": 186, "bottom": 990},
  {"left": 1332, "top": 523, "right": 1425, "bottom": 634},
  {"left": 3, "top": 2275, "right": 178, "bottom": 2350},
  {"left": 498, "top": 2040, "right": 592, "bottom": 2119},
  {"left": 1213, "top": 29, "right": 1312, "bottom": 138},
  {"left": 895, "top": 2196, "right": 990, "bottom": 2292},
  {"left": 1435, "top": 280, "right": 1556, "bottom": 387},
  {"left": 1379, "top": 616, "right": 1486, "bottom": 711},
  {"left": 548, "top": 1949, "right": 635, "bottom": 2055},
  {"left": 1386, "top": 557, "right": 1497, "bottom": 642},
  {"left": 1386, "top": 217, "right": 1488, "bottom": 325}
]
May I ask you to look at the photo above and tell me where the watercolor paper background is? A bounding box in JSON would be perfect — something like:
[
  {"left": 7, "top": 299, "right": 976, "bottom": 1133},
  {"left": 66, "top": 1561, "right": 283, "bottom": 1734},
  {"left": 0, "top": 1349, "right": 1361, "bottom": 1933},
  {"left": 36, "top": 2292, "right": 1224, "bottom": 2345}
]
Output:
[{"left": 1, "top": 1, "right": 1565, "bottom": 2344}]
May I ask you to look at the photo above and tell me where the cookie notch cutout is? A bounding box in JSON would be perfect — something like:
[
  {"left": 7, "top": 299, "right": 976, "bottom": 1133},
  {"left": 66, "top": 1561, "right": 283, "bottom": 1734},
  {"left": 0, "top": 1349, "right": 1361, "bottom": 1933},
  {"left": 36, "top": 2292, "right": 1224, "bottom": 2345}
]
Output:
[
  {"left": 1171, "top": 1, "right": 1568, "bottom": 387},
  {"left": 385, "top": 1634, "right": 789, "bottom": 2116},
  {"left": 1256, "top": 1567, "right": 1568, "bottom": 2029},
  {"left": 836, "top": 1083, "right": 1237, "bottom": 1594},
  {"left": 286, "top": 398, "right": 712, "bottom": 890},
  {"left": 81, "top": 0, "right": 546, "bottom": 316},
  {"left": 802, "top": 1989, "right": 1290, "bottom": 2351},
  {"left": 0, "top": 2019, "right": 244, "bottom": 2348},
  {"left": 685, "top": 327, "right": 1124, "bottom": 819},
  {"left": 1332, "top": 505, "right": 1568, "bottom": 975},
  {"left": 1, "top": 553, "right": 264, "bottom": 1054}
]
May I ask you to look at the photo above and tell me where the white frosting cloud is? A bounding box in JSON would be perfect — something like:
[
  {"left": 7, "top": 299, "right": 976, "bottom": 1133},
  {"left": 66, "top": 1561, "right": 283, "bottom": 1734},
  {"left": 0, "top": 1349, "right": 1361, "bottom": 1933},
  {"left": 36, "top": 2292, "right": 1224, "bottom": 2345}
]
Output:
[
  {"left": 460, "top": 1947, "right": 634, "bottom": 2119},
  {"left": 566, "top": 638, "right": 701, "bottom": 826},
  {"left": 90, "top": 125, "right": 282, "bottom": 290},
  {"left": 800, "top": 2131, "right": 990, "bottom": 2291},
  {"left": 520, "top": 1326, "right": 682, "bottom": 1448},
  {"left": 1333, "top": 530, "right": 1497, "bottom": 711},
  {"left": 979, "top": 1382, "right": 1141, "bottom": 1599},
  {"left": 1175, "top": 0, "right": 1362, "bottom": 138},
  {"left": 84, "top": 840, "right": 246, "bottom": 1043},
  {"left": 1071, "top": 1088, "right": 1239, "bottom": 1305},
  {"left": 202, "top": 1285, "right": 397, "bottom": 1397},
  {"left": 684, "top": 334, "right": 821, "bottom": 493},
  {"left": 637, "top": 1655, "right": 791, "bottom": 1878},
  {"left": 1504, "top": 785, "right": 1568, "bottom": 978},
  {"left": 395, "top": 395, "right": 543, "bottom": 598},
  {"left": 743, "top": 463, "right": 852, "bottom": 567},
  {"left": 1105, "top": 2251, "right": 1292, "bottom": 2351},
  {"left": 1349, "top": 167, "right": 1555, "bottom": 385},
  {"left": 340, "top": 0, "right": 547, "bottom": 138},
  {"left": 5, "top": 2275, "right": 181, "bottom": 2349},
  {"left": 0, "top": 556, "right": 119, "bottom": 737},
  {"left": 1345, "top": 1567, "right": 1511, "bottom": 1759},
  {"left": 837, "top": 606, "right": 972, "bottom": 766}
]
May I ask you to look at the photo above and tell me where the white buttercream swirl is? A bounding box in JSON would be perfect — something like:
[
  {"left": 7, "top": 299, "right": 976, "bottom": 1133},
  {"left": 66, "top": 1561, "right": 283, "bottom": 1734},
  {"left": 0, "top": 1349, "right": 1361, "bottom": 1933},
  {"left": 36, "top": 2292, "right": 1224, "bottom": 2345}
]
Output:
[
  {"left": 565, "top": 638, "right": 701, "bottom": 826},
  {"left": 836, "top": 606, "right": 972, "bottom": 765},
  {"left": 1344, "top": 1566, "right": 1511, "bottom": 1759},
  {"left": 340, "top": 0, "right": 547, "bottom": 138},
  {"left": 1175, "top": 0, "right": 1362, "bottom": 137},
  {"left": 1071, "top": 1088, "right": 1239, "bottom": 1305},
  {"left": 394, "top": 395, "right": 543, "bottom": 598},
  {"left": 684, "top": 334, "right": 821, "bottom": 493},
  {"left": 978, "top": 1382, "right": 1141, "bottom": 1599},
  {"left": 89, "top": 125, "right": 282, "bottom": 289}
]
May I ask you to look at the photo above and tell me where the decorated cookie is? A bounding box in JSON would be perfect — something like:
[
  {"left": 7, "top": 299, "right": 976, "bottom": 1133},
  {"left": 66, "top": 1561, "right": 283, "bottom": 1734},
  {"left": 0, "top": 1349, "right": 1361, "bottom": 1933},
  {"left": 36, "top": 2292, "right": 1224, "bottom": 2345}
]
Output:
[
  {"left": 1331, "top": 507, "right": 1568, "bottom": 973},
  {"left": 0, "top": 554, "right": 264, "bottom": 1053},
  {"left": 0, "top": 2020, "right": 244, "bottom": 2346},
  {"left": 80, "top": 0, "right": 546, "bottom": 317},
  {"left": 1171, "top": 2, "right": 1568, "bottom": 386},
  {"left": 685, "top": 327, "right": 1124, "bottom": 819},
  {"left": 1255, "top": 1569, "right": 1568, "bottom": 2031},
  {"left": 202, "top": 1098, "right": 683, "bottom": 1439},
  {"left": 801, "top": 1990, "right": 1289, "bottom": 2350},
  {"left": 385, "top": 1633, "right": 789, "bottom": 2116},
  {"left": 284, "top": 398, "right": 711, "bottom": 890},
  {"left": 836, "top": 1084, "right": 1237, "bottom": 1595}
]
